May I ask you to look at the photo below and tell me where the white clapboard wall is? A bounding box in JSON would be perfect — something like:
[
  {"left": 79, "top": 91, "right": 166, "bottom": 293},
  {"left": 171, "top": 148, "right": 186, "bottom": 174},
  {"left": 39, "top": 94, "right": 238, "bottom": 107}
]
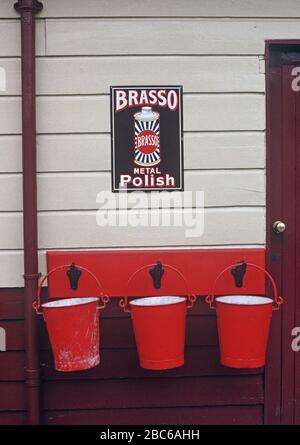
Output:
[{"left": 2, "top": 0, "right": 297, "bottom": 286}]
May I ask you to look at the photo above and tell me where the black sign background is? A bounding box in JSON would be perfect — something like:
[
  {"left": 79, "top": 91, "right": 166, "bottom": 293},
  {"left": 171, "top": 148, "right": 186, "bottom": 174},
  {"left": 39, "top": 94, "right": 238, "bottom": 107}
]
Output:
[{"left": 111, "top": 86, "right": 183, "bottom": 192}]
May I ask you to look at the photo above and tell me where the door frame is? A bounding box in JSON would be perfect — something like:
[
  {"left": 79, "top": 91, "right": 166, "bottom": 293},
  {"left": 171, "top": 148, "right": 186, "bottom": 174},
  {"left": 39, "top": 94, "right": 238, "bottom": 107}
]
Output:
[{"left": 265, "top": 40, "right": 300, "bottom": 425}]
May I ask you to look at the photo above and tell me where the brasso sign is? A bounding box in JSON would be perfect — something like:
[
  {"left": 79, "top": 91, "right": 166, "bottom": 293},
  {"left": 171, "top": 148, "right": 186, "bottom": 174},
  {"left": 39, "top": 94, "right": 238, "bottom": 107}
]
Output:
[{"left": 111, "top": 86, "right": 183, "bottom": 192}]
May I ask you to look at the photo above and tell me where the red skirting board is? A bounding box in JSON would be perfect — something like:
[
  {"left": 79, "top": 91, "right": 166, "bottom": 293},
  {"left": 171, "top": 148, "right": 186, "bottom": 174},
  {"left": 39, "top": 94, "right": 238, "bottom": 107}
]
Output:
[{"left": 46, "top": 249, "right": 265, "bottom": 299}]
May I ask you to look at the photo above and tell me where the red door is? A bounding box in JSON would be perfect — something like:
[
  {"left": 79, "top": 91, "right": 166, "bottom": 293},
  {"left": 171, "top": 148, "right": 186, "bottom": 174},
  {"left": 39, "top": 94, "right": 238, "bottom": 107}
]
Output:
[{"left": 266, "top": 42, "right": 300, "bottom": 425}]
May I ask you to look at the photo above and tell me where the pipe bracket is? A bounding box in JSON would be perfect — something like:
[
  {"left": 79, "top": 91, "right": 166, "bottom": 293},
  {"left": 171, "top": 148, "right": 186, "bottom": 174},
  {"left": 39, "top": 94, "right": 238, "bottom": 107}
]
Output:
[
  {"left": 23, "top": 272, "right": 41, "bottom": 281},
  {"left": 14, "top": 0, "right": 43, "bottom": 14},
  {"left": 25, "top": 368, "right": 40, "bottom": 387}
]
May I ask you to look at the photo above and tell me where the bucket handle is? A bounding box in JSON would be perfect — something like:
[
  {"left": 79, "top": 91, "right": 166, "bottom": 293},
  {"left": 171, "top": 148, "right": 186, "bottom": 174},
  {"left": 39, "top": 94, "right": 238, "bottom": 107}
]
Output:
[
  {"left": 33, "top": 264, "right": 110, "bottom": 315},
  {"left": 205, "top": 262, "right": 283, "bottom": 310},
  {"left": 119, "top": 263, "right": 197, "bottom": 313}
]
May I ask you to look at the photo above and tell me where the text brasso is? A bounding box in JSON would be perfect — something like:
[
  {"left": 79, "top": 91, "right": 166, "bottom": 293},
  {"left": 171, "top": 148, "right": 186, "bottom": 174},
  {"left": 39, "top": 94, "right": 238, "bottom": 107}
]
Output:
[{"left": 115, "top": 89, "right": 179, "bottom": 112}]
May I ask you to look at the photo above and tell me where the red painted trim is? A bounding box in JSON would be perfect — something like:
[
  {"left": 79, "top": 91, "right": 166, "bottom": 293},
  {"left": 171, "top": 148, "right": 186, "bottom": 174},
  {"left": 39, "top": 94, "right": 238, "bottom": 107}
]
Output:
[
  {"left": 265, "top": 42, "right": 284, "bottom": 426},
  {"left": 295, "top": 85, "right": 300, "bottom": 424},
  {"left": 46, "top": 249, "right": 266, "bottom": 299},
  {"left": 266, "top": 39, "right": 300, "bottom": 45},
  {"left": 265, "top": 41, "right": 300, "bottom": 425},
  {"left": 280, "top": 65, "right": 296, "bottom": 425}
]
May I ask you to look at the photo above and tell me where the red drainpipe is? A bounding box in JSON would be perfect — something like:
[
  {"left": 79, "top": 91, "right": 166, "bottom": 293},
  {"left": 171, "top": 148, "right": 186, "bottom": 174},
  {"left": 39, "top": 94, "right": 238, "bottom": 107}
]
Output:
[{"left": 14, "top": 0, "right": 43, "bottom": 425}]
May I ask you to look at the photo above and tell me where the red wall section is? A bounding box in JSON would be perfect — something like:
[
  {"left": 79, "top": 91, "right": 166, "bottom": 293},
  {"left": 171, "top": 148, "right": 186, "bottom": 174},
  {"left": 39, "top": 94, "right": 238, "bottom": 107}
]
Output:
[{"left": 47, "top": 248, "right": 265, "bottom": 298}]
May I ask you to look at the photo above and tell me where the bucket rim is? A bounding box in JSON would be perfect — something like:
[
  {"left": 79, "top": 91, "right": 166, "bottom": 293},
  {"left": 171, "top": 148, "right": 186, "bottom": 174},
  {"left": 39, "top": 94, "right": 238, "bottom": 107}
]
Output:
[
  {"left": 215, "top": 295, "right": 273, "bottom": 306},
  {"left": 130, "top": 296, "right": 186, "bottom": 307},
  {"left": 42, "top": 297, "right": 99, "bottom": 309}
]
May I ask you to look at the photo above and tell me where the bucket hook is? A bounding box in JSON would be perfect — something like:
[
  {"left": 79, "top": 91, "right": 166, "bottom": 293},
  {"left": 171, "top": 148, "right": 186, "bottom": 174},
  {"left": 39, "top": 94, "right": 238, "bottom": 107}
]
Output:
[
  {"left": 205, "top": 262, "right": 283, "bottom": 310},
  {"left": 231, "top": 261, "right": 247, "bottom": 288},
  {"left": 119, "top": 262, "right": 197, "bottom": 313},
  {"left": 67, "top": 262, "right": 82, "bottom": 290},
  {"left": 33, "top": 264, "right": 109, "bottom": 315},
  {"left": 149, "top": 261, "right": 164, "bottom": 289}
]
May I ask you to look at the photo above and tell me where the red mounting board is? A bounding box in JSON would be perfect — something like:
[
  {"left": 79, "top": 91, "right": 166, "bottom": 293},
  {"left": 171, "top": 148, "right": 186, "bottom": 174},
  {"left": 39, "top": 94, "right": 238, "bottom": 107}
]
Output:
[{"left": 46, "top": 249, "right": 265, "bottom": 298}]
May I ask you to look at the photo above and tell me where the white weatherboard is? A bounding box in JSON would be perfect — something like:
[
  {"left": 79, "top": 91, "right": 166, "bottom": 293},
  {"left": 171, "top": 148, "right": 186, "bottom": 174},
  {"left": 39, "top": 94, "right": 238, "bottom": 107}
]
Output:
[{"left": 0, "top": 2, "right": 279, "bottom": 286}]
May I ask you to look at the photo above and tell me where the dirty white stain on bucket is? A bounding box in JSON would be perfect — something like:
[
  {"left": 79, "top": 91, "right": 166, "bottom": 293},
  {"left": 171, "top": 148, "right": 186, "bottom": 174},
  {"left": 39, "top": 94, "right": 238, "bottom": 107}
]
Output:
[
  {"left": 42, "top": 297, "right": 100, "bottom": 372},
  {"left": 215, "top": 295, "right": 273, "bottom": 305},
  {"left": 130, "top": 296, "right": 186, "bottom": 306}
]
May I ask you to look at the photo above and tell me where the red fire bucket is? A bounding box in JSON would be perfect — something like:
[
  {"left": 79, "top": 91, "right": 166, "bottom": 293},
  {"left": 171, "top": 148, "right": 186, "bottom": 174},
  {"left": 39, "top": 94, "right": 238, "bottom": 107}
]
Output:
[
  {"left": 33, "top": 265, "right": 109, "bottom": 372},
  {"left": 120, "top": 264, "right": 197, "bottom": 370},
  {"left": 206, "top": 263, "right": 283, "bottom": 368}
]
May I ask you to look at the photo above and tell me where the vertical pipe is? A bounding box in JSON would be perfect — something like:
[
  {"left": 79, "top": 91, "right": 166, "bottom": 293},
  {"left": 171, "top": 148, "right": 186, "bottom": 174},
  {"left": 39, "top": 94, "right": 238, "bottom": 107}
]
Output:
[{"left": 14, "top": 0, "right": 43, "bottom": 425}]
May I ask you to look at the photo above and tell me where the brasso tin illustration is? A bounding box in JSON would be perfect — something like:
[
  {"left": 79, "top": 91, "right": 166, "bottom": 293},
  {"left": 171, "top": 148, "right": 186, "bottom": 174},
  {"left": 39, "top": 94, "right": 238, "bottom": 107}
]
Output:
[{"left": 134, "top": 106, "right": 161, "bottom": 166}]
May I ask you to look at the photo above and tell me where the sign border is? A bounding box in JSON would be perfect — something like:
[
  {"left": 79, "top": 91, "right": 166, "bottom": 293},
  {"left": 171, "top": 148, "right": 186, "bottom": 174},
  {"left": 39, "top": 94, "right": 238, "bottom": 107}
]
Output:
[{"left": 110, "top": 85, "right": 184, "bottom": 192}]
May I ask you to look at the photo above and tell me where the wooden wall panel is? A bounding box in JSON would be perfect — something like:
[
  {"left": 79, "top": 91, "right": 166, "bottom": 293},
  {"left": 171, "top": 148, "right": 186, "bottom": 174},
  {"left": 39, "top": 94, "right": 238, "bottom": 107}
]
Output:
[
  {"left": 0, "top": 170, "right": 265, "bottom": 211},
  {"left": 0, "top": 132, "right": 265, "bottom": 174},
  {"left": 45, "top": 19, "right": 300, "bottom": 56},
  {"left": 0, "top": 56, "right": 263, "bottom": 95},
  {"left": 0, "top": 320, "right": 24, "bottom": 351},
  {"left": 0, "top": 251, "right": 47, "bottom": 289},
  {"left": 42, "top": 375, "right": 264, "bottom": 410},
  {"left": 0, "top": 21, "right": 45, "bottom": 57},
  {"left": 0, "top": 95, "right": 264, "bottom": 134},
  {"left": 0, "top": 288, "right": 24, "bottom": 319},
  {"left": 43, "top": 405, "right": 263, "bottom": 425},
  {"left": 0, "top": 208, "right": 265, "bottom": 250},
  {"left": 0, "top": 382, "right": 26, "bottom": 410},
  {"left": 0, "top": 411, "right": 27, "bottom": 425},
  {"left": 2, "top": 0, "right": 300, "bottom": 19},
  {"left": 0, "top": 352, "right": 25, "bottom": 381}
]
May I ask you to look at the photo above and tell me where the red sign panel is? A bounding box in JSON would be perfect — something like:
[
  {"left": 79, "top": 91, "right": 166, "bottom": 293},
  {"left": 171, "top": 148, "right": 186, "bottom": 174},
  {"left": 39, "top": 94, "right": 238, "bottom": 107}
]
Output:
[{"left": 111, "top": 86, "right": 184, "bottom": 192}]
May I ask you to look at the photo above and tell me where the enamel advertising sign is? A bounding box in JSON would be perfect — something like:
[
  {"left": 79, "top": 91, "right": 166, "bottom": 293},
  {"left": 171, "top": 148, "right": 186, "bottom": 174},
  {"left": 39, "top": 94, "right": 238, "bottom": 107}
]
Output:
[{"left": 111, "top": 86, "right": 183, "bottom": 192}]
